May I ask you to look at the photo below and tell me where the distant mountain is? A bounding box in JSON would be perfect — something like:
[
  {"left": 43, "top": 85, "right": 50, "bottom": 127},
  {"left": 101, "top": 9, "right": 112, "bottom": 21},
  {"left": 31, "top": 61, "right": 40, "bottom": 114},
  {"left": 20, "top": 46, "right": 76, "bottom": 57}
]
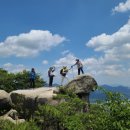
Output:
[{"left": 90, "top": 85, "right": 130, "bottom": 102}]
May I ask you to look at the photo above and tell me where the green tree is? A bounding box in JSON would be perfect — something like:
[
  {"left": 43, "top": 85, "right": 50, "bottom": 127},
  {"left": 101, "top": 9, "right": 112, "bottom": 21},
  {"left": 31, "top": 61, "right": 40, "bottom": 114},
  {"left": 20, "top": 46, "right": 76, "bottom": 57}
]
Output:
[{"left": 0, "top": 68, "right": 45, "bottom": 92}]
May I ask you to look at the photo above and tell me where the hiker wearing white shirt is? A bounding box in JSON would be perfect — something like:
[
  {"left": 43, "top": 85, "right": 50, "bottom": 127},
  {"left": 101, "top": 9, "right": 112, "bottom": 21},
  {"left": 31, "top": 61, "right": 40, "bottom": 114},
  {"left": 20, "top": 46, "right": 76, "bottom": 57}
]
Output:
[
  {"left": 48, "top": 67, "right": 55, "bottom": 87},
  {"left": 71, "top": 59, "right": 84, "bottom": 75}
]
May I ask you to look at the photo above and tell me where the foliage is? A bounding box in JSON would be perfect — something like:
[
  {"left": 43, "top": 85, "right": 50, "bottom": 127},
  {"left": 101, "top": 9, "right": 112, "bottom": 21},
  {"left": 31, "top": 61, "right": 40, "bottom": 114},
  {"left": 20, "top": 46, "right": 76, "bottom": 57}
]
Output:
[
  {"left": 0, "top": 120, "right": 40, "bottom": 130},
  {"left": 0, "top": 68, "right": 45, "bottom": 92},
  {"left": 82, "top": 87, "right": 130, "bottom": 130},
  {"left": 1, "top": 85, "right": 130, "bottom": 130},
  {"left": 35, "top": 91, "right": 87, "bottom": 130},
  {"left": 35, "top": 87, "right": 130, "bottom": 130}
]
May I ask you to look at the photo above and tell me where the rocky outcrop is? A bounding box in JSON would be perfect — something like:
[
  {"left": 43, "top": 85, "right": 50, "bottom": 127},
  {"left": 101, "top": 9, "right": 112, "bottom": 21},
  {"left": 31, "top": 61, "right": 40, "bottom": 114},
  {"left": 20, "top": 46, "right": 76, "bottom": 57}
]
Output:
[
  {"left": 0, "top": 90, "right": 12, "bottom": 112},
  {"left": 10, "top": 87, "right": 58, "bottom": 114},
  {"left": 64, "top": 75, "right": 98, "bottom": 104},
  {"left": 0, "top": 109, "right": 25, "bottom": 124},
  {"left": 0, "top": 75, "right": 98, "bottom": 118}
]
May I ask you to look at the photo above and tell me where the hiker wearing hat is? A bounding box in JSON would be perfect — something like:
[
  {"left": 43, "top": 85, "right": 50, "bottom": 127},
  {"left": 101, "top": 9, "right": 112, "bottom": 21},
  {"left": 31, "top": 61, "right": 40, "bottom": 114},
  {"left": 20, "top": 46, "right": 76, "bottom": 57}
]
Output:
[
  {"left": 71, "top": 59, "right": 84, "bottom": 75},
  {"left": 48, "top": 66, "right": 55, "bottom": 87},
  {"left": 60, "top": 66, "right": 69, "bottom": 86}
]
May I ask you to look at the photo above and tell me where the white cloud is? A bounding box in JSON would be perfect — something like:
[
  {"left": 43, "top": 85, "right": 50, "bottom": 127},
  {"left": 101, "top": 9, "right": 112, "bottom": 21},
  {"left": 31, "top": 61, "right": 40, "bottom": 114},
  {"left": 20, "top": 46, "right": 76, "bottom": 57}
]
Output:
[
  {"left": 83, "top": 58, "right": 123, "bottom": 76},
  {"left": 42, "top": 60, "right": 48, "bottom": 64},
  {"left": 112, "top": 0, "right": 130, "bottom": 13},
  {"left": 85, "top": 19, "right": 130, "bottom": 86},
  {"left": 86, "top": 19, "right": 130, "bottom": 61},
  {"left": 55, "top": 53, "right": 124, "bottom": 77},
  {"left": 3, "top": 63, "right": 27, "bottom": 73},
  {"left": 82, "top": 57, "right": 130, "bottom": 86},
  {"left": 55, "top": 53, "right": 76, "bottom": 68},
  {"left": 0, "top": 30, "right": 66, "bottom": 57}
]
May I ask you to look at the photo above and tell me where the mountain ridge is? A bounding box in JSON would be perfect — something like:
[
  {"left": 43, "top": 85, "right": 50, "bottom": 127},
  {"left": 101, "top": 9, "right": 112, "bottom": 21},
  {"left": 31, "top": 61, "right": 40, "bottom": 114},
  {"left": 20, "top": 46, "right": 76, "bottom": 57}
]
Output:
[{"left": 90, "top": 85, "right": 130, "bottom": 102}]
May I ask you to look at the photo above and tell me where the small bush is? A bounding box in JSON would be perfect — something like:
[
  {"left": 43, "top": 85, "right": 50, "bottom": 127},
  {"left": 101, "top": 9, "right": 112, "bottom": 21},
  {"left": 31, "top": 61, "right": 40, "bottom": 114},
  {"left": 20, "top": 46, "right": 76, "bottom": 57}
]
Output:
[{"left": 0, "top": 120, "right": 40, "bottom": 130}]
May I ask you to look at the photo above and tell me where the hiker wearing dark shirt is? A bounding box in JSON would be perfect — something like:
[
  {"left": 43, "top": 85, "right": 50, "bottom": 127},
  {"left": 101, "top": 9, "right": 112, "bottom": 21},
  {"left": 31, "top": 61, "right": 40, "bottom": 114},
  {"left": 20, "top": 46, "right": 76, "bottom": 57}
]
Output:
[{"left": 29, "top": 68, "right": 36, "bottom": 88}]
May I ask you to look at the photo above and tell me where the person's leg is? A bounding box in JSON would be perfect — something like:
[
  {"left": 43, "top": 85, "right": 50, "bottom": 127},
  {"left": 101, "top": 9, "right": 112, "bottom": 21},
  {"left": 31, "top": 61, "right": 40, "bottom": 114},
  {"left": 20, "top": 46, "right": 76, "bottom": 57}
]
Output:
[
  {"left": 80, "top": 67, "right": 84, "bottom": 74},
  {"left": 51, "top": 76, "right": 53, "bottom": 86},
  {"left": 78, "top": 68, "right": 80, "bottom": 75},
  {"left": 65, "top": 76, "right": 69, "bottom": 82},
  {"left": 49, "top": 77, "right": 51, "bottom": 86},
  {"left": 50, "top": 76, "right": 53, "bottom": 87},
  {"left": 30, "top": 79, "right": 32, "bottom": 87},
  {"left": 49, "top": 76, "right": 52, "bottom": 87},
  {"left": 32, "top": 79, "right": 35, "bottom": 88},
  {"left": 61, "top": 76, "right": 64, "bottom": 86}
]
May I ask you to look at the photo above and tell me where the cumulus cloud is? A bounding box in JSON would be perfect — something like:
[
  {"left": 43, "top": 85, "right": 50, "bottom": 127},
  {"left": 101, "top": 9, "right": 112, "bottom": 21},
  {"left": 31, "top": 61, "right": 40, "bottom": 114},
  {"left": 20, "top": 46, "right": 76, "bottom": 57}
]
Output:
[
  {"left": 112, "top": 0, "right": 130, "bottom": 13},
  {"left": 83, "top": 58, "right": 124, "bottom": 76},
  {"left": 55, "top": 53, "right": 76, "bottom": 68},
  {"left": 0, "top": 30, "right": 66, "bottom": 57},
  {"left": 84, "top": 57, "right": 130, "bottom": 85},
  {"left": 3, "top": 63, "right": 27, "bottom": 73},
  {"left": 54, "top": 53, "right": 124, "bottom": 77},
  {"left": 85, "top": 19, "right": 130, "bottom": 86},
  {"left": 86, "top": 19, "right": 130, "bottom": 61}
]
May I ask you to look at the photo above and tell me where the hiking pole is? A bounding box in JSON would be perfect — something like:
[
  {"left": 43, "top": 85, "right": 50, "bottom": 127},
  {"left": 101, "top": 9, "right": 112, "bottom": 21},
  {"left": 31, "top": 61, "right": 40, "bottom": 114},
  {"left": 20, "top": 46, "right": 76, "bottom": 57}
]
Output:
[
  {"left": 71, "top": 66, "right": 74, "bottom": 79},
  {"left": 68, "top": 66, "right": 74, "bottom": 79}
]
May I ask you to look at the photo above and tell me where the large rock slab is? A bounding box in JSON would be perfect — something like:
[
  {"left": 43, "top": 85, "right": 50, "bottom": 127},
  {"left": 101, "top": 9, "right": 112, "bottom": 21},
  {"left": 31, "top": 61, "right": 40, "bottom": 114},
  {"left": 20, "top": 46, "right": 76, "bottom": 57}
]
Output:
[
  {"left": 10, "top": 87, "right": 58, "bottom": 112},
  {"left": 0, "top": 90, "right": 11, "bottom": 112}
]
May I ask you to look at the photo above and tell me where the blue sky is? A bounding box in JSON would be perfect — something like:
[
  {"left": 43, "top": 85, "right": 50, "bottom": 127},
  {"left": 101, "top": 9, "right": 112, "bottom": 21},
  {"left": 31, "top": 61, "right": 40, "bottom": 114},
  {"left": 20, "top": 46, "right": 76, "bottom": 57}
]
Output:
[{"left": 0, "top": 0, "right": 130, "bottom": 86}]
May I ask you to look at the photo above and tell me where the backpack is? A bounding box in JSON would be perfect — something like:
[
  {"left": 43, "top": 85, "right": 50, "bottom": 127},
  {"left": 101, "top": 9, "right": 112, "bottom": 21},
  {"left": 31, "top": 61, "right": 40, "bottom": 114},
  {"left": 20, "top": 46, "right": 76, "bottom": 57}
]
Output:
[
  {"left": 60, "top": 68, "right": 68, "bottom": 76},
  {"left": 60, "top": 69, "right": 63, "bottom": 75}
]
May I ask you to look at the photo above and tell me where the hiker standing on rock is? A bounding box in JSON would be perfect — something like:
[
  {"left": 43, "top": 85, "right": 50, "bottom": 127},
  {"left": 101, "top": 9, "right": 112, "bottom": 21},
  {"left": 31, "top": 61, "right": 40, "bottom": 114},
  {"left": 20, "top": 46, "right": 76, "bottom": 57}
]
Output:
[
  {"left": 29, "top": 68, "right": 36, "bottom": 88},
  {"left": 71, "top": 59, "right": 84, "bottom": 75},
  {"left": 60, "top": 66, "right": 69, "bottom": 86},
  {"left": 48, "top": 66, "right": 55, "bottom": 87}
]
